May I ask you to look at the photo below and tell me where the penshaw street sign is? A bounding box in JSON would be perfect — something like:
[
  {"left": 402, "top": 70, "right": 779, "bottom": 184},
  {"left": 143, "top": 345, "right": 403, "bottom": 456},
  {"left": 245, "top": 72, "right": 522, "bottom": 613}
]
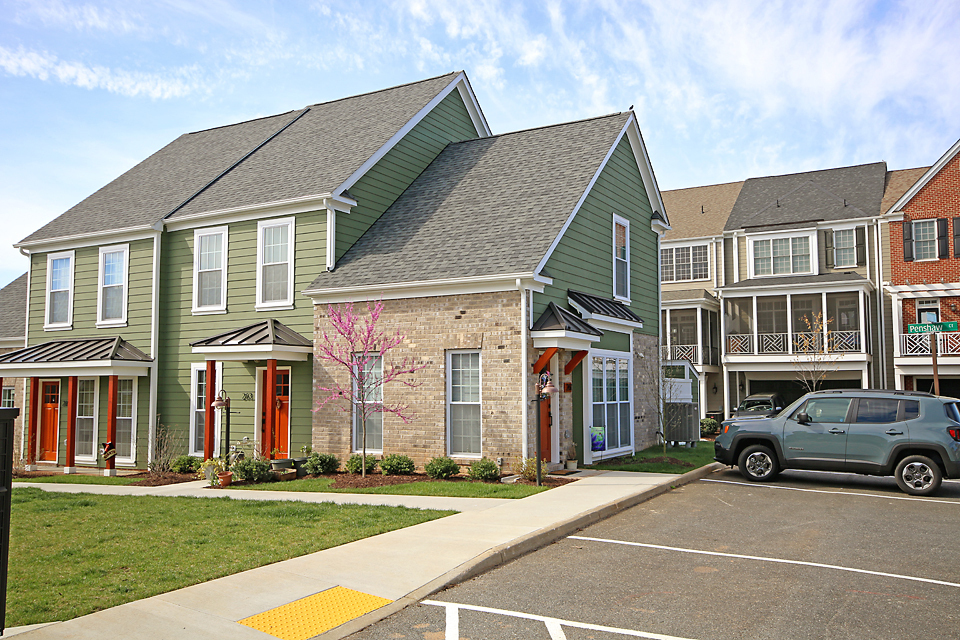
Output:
[{"left": 907, "top": 321, "right": 959, "bottom": 334}]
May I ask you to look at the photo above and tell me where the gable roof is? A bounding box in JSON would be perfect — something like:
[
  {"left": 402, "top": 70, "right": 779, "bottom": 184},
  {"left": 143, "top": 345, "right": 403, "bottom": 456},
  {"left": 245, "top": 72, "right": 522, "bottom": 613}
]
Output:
[
  {"left": 532, "top": 302, "right": 603, "bottom": 336},
  {"left": 0, "top": 273, "right": 27, "bottom": 340},
  {"left": 189, "top": 319, "right": 311, "bottom": 348},
  {"left": 19, "top": 72, "right": 481, "bottom": 246},
  {"left": 882, "top": 167, "right": 931, "bottom": 214},
  {"left": 886, "top": 137, "right": 960, "bottom": 214},
  {"left": 661, "top": 181, "right": 743, "bottom": 241},
  {"left": 724, "top": 162, "right": 887, "bottom": 232},
  {"left": 305, "top": 113, "right": 633, "bottom": 293}
]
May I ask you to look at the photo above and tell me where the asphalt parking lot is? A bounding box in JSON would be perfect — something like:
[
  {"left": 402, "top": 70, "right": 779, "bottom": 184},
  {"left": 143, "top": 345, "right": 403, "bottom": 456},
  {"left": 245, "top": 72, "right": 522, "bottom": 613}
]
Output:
[{"left": 347, "top": 467, "right": 960, "bottom": 639}]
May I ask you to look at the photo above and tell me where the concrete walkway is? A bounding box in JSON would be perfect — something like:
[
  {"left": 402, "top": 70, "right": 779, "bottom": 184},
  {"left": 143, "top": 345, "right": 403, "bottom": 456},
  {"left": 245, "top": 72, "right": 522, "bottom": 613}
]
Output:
[{"left": 8, "top": 464, "right": 722, "bottom": 639}]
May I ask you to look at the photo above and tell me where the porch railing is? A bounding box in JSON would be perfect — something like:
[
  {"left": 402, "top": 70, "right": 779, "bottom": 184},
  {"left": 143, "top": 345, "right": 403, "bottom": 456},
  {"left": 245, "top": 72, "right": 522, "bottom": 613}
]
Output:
[
  {"left": 659, "top": 344, "right": 720, "bottom": 366},
  {"left": 727, "top": 331, "right": 864, "bottom": 355},
  {"left": 900, "top": 332, "right": 960, "bottom": 356}
]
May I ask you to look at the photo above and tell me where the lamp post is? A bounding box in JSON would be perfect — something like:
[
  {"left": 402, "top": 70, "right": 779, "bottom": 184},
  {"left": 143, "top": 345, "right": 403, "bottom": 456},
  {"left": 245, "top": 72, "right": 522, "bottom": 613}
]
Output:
[
  {"left": 533, "top": 371, "right": 559, "bottom": 486},
  {"left": 211, "top": 391, "right": 232, "bottom": 462}
]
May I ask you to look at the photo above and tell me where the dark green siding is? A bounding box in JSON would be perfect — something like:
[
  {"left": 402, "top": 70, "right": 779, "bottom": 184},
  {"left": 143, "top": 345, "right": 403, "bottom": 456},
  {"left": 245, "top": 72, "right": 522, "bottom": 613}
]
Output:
[
  {"left": 540, "top": 136, "right": 659, "bottom": 341},
  {"left": 336, "top": 89, "right": 480, "bottom": 261}
]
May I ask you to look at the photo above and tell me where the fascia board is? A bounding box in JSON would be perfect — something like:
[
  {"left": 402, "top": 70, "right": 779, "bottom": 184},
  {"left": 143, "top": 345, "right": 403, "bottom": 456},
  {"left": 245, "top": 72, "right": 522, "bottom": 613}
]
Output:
[
  {"left": 885, "top": 283, "right": 960, "bottom": 297},
  {"left": 163, "top": 194, "right": 340, "bottom": 232},
  {"left": 720, "top": 279, "right": 874, "bottom": 296},
  {"left": 191, "top": 346, "right": 310, "bottom": 362},
  {"left": 816, "top": 216, "right": 881, "bottom": 229},
  {"left": 0, "top": 362, "right": 151, "bottom": 377},
  {"left": 887, "top": 137, "right": 960, "bottom": 214},
  {"left": 304, "top": 273, "right": 545, "bottom": 304},
  {"left": 455, "top": 73, "right": 493, "bottom": 137},
  {"left": 722, "top": 355, "right": 870, "bottom": 371},
  {"left": 624, "top": 115, "right": 668, "bottom": 226},
  {"left": 335, "top": 72, "right": 490, "bottom": 198},
  {"left": 0, "top": 337, "right": 26, "bottom": 349},
  {"left": 530, "top": 331, "right": 602, "bottom": 350},
  {"left": 15, "top": 225, "right": 157, "bottom": 253},
  {"left": 660, "top": 297, "right": 720, "bottom": 310},
  {"left": 881, "top": 212, "right": 905, "bottom": 222}
]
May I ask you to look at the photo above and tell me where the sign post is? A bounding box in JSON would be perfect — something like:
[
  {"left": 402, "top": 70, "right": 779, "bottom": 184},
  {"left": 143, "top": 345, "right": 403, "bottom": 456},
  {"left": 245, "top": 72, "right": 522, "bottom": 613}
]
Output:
[{"left": 907, "top": 322, "right": 960, "bottom": 395}]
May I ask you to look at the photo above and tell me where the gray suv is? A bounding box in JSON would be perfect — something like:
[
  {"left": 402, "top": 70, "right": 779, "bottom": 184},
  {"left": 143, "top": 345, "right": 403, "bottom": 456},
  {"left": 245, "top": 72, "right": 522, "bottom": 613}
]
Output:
[{"left": 714, "top": 389, "right": 960, "bottom": 496}]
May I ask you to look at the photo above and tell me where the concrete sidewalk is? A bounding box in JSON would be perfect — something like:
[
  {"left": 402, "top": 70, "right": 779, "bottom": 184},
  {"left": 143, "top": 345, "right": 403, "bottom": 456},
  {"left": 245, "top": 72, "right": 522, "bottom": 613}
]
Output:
[{"left": 8, "top": 464, "right": 722, "bottom": 639}]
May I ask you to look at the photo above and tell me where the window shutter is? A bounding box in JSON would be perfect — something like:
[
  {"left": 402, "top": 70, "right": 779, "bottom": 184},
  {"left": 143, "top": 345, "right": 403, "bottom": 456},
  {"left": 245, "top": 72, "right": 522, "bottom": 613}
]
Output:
[
  {"left": 954, "top": 218, "right": 960, "bottom": 258},
  {"left": 855, "top": 226, "right": 866, "bottom": 266},
  {"left": 823, "top": 230, "right": 834, "bottom": 269},
  {"left": 903, "top": 220, "right": 913, "bottom": 262},
  {"left": 938, "top": 218, "right": 949, "bottom": 259}
]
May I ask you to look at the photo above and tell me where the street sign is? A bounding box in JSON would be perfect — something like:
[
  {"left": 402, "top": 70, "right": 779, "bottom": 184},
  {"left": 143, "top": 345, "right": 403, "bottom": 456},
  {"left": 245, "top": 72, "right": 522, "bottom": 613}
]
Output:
[{"left": 907, "top": 321, "right": 959, "bottom": 334}]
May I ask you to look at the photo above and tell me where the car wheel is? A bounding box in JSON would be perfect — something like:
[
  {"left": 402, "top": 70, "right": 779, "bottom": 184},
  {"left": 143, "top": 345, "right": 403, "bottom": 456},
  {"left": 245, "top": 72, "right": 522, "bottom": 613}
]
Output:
[
  {"left": 737, "top": 444, "right": 779, "bottom": 482},
  {"left": 895, "top": 455, "right": 942, "bottom": 496}
]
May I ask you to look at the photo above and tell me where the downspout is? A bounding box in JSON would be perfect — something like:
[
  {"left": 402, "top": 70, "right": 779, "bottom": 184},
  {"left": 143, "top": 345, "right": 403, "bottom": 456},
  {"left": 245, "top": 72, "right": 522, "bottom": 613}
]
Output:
[
  {"left": 518, "top": 278, "right": 528, "bottom": 459},
  {"left": 148, "top": 231, "right": 161, "bottom": 464},
  {"left": 874, "top": 221, "right": 887, "bottom": 389},
  {"left": 20, "top": 249, "right": 30, "bottom": 463}
]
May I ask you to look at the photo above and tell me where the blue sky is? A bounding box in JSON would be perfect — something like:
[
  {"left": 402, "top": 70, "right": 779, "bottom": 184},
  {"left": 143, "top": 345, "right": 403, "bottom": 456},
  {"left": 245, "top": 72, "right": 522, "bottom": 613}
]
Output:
[{"left": 1, "top": 0, "right": 958, "bottom": 288}]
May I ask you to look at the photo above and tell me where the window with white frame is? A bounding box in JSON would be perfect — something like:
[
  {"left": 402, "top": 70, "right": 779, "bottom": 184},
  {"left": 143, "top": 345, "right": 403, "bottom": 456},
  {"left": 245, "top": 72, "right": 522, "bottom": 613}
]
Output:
[
  {"left": 613, "top": 216, "right": 630, "bottom": 300},
  {"left": 45, "top": 251, "right": 74, "bottom": 329},
  {"left": 590, "top": 353, "right": 632, "bottom": 453},
  {"left": 752, "top": 236, "right": 811, "bottom": 276},
  {"left": 1, "top": 386, "right": 13, "bottom": 408},
  {"left": 448, "top": 351, "right": 481, "bottom": 456},
  {"left": 917, "top": 299, "right": 939, "bottom": 324},
  {"left": 257, "top": 218, "right": 295, "bottom": 308},
  {"left": 913, "top": 220, "right": 937, "bottom": 261},
  {"left": 661, "top": 245, "right": 709, "bottom": 282},
  {"left": 75, "top": 379, "right": 97, "bottom": 460},
  {"left": 833, "top": 229, "right": 856, "bottom": 267},
  {"left": 97, "top": 245, "right": 128, "bottom": 326},
  {"left": 353, "top": 356, "right": 383, "bottom": 452},
  {"left": 115, "top": 378, "right": 135, "bottom": 462},
  {"left": 193, "top": 227, "right": 228, "bottom": 313},
  {"left": 189, "top": 364, "right": 221, "bottom": 457}
]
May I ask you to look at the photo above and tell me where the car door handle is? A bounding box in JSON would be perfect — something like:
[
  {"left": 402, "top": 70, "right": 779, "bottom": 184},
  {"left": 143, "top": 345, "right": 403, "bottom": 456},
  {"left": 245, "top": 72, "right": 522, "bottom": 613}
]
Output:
[
  {"left": 885, "top": 429, "right": 904, "bottom": 435},
  {"left": 829, "top": 428, "right": 845, "bottom": 434}
]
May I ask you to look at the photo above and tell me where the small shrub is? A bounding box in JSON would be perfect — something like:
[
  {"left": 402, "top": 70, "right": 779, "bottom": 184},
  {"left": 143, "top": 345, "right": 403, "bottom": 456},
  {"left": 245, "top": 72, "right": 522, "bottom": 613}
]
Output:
[
  {"left": 700, "top": 418, "right": 721, "bottom": 437},
  {"left": 424, "top": 456, "right": 460, "bottom": 480},
  {"left": 468, "top": 458, "right": 501, "bottom": 482},
  {"left": 345, "top": 454, "right": 378, "bottom": 474},
  {"left": 380, "top": 454, "right": 416, "bottom": 475},
  {"left": 231, "top": 458, "right": 273, "bottom": 483},
  {"left": 171, "top": 455, "right": 201, "bottom": 474},
  {"left": 517, "top": 457, "right": 550, "bottom": 482},
  {"left": 303, "top": 452, "right": 340, "bottom": 475}
]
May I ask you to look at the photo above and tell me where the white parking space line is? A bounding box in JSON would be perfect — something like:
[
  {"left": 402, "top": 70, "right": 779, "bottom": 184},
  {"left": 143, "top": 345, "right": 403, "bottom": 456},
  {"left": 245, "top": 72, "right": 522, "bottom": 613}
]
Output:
[
  {"left": 423, "top": 600, "right": 699, "bottom": 640},
  {"left": 569, "top": 536, "right": 960, "bottom": 589},
  {"left": 702, "top": 478, "right": 960, "bottom": 505}
]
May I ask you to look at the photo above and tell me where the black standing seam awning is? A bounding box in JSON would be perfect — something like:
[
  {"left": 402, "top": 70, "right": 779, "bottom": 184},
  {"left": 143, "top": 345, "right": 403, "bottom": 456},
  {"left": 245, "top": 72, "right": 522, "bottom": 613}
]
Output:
[{"left": 0, "top": 336, "right": 152, "bottom": 377}]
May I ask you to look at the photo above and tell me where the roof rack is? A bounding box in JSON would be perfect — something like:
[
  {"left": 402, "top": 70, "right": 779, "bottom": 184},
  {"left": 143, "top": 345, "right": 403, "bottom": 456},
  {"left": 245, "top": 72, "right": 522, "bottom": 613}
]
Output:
[{"left": 811, "top": 389, "right": 935, "bottom": 398}]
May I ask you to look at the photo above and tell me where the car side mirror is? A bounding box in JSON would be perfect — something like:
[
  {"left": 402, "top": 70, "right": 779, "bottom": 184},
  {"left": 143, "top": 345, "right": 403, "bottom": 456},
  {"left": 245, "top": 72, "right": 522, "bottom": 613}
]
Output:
[{"left": 797, "top": 412, "right": 810, "bottom": 425}]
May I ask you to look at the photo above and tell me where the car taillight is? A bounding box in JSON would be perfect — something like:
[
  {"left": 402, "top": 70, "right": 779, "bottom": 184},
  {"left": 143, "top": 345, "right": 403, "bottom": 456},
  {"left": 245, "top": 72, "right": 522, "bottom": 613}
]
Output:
[{"left": 948, "top": 428, "right": 960, "bottom": 442}]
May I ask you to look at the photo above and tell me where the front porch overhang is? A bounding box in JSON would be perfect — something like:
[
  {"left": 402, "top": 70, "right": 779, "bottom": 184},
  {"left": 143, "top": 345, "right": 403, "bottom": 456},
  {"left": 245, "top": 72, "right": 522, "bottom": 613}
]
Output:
[
  {"left": 191, "top": 345, "right": 312, "bottom": 362},
  {"left": 568, "top": 290, "right": 644, "bottom": 330},
  {"left": 531, "top": 302, "right": 604, "bottom": 350},
  {"left": 719, "top": 272, "right": 874, "bottom": 297},
  {"left": 189, "top": 318, "right": 312, "bottom": 362},
  {"left": 0, "top": 361, "right": 152, "bottom": 378},
  {"left": 723, "top": 353, "right": 872, "bottom": 372},
  {"left": 0, "top": 336, "right": 153, "bottom": 378}
]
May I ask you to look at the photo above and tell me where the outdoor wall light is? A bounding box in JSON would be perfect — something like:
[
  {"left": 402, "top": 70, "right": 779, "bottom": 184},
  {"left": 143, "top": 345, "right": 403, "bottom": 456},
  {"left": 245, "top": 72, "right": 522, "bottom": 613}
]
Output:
[{"left": 712, "top": 383, "right": 718, "bottom": 394}]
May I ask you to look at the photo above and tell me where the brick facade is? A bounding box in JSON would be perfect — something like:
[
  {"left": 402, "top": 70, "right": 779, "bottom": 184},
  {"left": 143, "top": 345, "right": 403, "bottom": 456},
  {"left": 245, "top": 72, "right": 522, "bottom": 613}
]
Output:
[{"left": 0, "top": 347, "right": 26, "bottom": 463}]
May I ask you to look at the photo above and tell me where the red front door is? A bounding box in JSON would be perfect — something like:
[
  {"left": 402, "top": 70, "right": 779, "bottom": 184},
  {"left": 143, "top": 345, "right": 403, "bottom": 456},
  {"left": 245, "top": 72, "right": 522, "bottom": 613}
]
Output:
[
  {"left": 39, "top": 381, "right": 60, "bottom": 462},
  {"left": 262, "top": 370, "right": 290, "bottom": 458}
]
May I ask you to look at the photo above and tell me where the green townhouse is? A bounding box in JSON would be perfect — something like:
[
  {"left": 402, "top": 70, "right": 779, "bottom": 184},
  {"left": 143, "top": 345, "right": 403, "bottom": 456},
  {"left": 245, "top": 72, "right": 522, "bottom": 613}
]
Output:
[{"left": 1, "top": 71, "right": 669, "bottom": 475}]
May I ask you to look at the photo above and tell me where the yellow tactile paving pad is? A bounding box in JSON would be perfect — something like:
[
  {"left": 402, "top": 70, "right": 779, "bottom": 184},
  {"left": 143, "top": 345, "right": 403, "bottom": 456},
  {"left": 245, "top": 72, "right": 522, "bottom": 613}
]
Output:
[{"left": 238, "top": 586, "right": 392, "bottom": 640}]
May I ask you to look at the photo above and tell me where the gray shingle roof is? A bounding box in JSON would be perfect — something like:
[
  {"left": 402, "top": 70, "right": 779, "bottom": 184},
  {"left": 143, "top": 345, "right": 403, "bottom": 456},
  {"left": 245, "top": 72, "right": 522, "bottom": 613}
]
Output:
[
  {"left": 724, "top": 163, "right": 887, "bottom": 232},
  {"left": 20, "top": 73, "right": 463, "bottom": 244},
  {"left": 307, "top": 113, "right": 631, "bottom": 291},
  {"left": 0, "top": 336, "right": 151, "bottom": 364},
  {"left": 189, "top": 319, "right": 311, "bottom": 348},
  {"left": 0, "top": 273, "right": 27, "bottom": 339},
  {"left": 719, "top": 272, "right": 870, "bottom": 291}
]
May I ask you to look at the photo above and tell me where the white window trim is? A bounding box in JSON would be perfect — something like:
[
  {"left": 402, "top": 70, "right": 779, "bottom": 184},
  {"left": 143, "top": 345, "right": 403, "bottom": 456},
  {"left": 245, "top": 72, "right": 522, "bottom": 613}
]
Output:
[
  {"left": 660, "top": 242, "right": 711, "bottom": 283},
  {"left": 613, "top": 214, "right": 631, "bottom": 303},
  {"left": 916, "top": 298, "right": 940, "bottom": 324},
  {"left": 115, "top": 377, "right": 138, "bottom": 466},
  {"left": 912, "top": 219, "right": 938, "bottom": 262},
  {"left": 1, "top": 386, "right": 14, "bottom": 408},
  {"left": 583, "top": 348, "right": 634, "bottom": 464},
  {"left": 352, "top": 355, "right": 384, "bottom": 454},
  {"left": 192, "top": 226, "right": 229, "bottom": 315},
  {"left": 74, "top": 377, "right": 99, "bottom": 463},
  {"left": 189, "top": 362, "right": 223, "bottom": 458},
  {"left": 446, "top": 349, "right": 483, "bottom": 458},
  {"left": 44, "top": 250, "right": 75, "bottom": 331},
  {"left": 96, "top": 244, "right": 130, "bottom": 328},
  {"left": 746, "top": 230, "right": 818, "bottom": 279},
  {"left": 832, "top": 228, "right": 857, "bottom": 268},
  {"left": 256, "top": 217, "right": 296, "bottom": 311}
]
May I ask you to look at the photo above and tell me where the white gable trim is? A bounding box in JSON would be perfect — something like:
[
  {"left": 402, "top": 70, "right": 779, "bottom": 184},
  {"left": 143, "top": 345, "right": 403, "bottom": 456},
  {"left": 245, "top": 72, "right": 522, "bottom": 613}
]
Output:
[
  {"left": 888, "top": 137, "right": 960, "bottom": 214},
  {"left": 335, "top": 73, "right": 492, "bottom": 197}
]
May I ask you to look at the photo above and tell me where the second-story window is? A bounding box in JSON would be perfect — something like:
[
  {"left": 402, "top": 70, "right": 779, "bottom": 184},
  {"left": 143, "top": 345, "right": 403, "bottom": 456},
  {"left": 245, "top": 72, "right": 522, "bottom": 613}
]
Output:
[
  {"left": 97, "top": 245, "right": 128, "bottom": 326},
  {"left": 45, "top": 250, "right": 74, "bottom": 329},
  {"left": 913, "top": 220, "right": 937, "bottom": 261},
  {"left": 613, "top": 215, "right": 629, "bottom": 300},
  {"left": 660, "top": 245, "right": 709, "bottom": 282},
  {"left": 753, "top": 236, "right": 811, "bottom": 276},
  {"left": 833, "top": 229, "right": 856, "bottom": 267},
  {"left": 193, "top": 227, "right": 228, "bottom": 313},
  {"left": 257, "top": 217, "right": 295, "bottom": 309}
]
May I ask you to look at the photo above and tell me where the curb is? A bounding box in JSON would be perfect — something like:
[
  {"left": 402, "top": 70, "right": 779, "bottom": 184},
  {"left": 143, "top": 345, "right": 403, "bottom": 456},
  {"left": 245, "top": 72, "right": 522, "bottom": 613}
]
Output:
[{"left": 318, "top": 462, "right": 724, "bottom": 639}]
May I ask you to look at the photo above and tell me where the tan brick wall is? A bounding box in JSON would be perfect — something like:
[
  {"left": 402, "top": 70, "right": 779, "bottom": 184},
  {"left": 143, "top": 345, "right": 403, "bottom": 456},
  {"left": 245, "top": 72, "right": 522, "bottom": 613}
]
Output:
[
  {"left": 0, "top": 346, "right": 26, "bottom": 463},
  {"left": 313, "top": 292, "right": 526, "bottom": 472}
]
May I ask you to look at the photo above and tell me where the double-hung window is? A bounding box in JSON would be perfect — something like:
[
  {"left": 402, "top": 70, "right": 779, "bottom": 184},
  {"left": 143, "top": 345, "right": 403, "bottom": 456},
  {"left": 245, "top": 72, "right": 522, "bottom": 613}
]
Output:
[
  {"left": 257, "top": 217, "right": 295, "bottom": 310},
  {"left": 660, "top": 244, "right": 709, "bottom": 282},
  {"left": 45, "top": 250, "right": 74, "bottom": 330},
  {"left": 189, "top": 363, "right": 221, "bottom": 457},
  {"left": 590, "top": 353, "right": 632, "bottom": 454},
  {"left": 752, "top": 236, "right": 811, "bottom": 276},
  {"left": 75, "top": 379, "right": 97, "bottom": 460},
  {"left": 913, "top": 220, "right": 937, "bottom": 261},
  {"left": 353, "top": 356, "right": 383, "bottom": 452},
  {"left": 613, "top": 215, "right": 630, "bottom": 300},
  {"left": 97, "top": 245, "right": 128, "bottom": 327},
  {"left": 115, "top": 378, "right": 136, "bottom": 463},
  {"left": 832, "top": 229, "right": 856, "bottom": 267},
  {"left": 448, "top": 351, "right": 481, "bottom": 456},
  {"left": 193, "top": 227, "right": 228, "bottom": 313},
  {"left": 1, "top": 386, "right": 13, "bottom": 408}
]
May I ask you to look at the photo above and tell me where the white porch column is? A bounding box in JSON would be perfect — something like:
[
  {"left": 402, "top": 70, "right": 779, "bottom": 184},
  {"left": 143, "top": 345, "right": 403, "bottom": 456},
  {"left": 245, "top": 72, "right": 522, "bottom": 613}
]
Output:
[
  {"left": 786, "top": 293, "right": 794, "bottom": 355},
  {"left": 723, "top": 370, "right": 731, "bottom": 420},
  {"left": 895, "top": 372, "right": 905, "bottom": 391},
  {"left": 695, "top": 307, "right": 703, "bottom": 365},
  {"left": 858, "top": 289, "right": 867, "bottom": 354},
  {"left": 893, "top": 294, "right": 903, "bottom": 357},
  {"left": 861, "top": 364, "right": 869, "bottom": 389},
  {"left": 822, "top": 291, "right": 829, "bottom": 352},
  {"left": 752, "top": 296, "right": 759, "bottom": 354},
  {"left": 666, "top": 308, "right": 672, "bottom": 358},
  {"left": 699, "top": 375, "right": 708, "bottom": 419}
]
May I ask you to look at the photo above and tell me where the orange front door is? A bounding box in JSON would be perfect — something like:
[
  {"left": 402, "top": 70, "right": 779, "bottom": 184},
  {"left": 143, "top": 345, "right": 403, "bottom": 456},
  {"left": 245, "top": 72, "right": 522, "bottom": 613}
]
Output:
[
  {"left": 539, "top": 396, "right": 552, "bottom": 462},
  {"left": 39, "top": 381, "right": 60, "bottom": 461},
  {"left": 261, "top": 370, "right": 290, "bottom": 457}
]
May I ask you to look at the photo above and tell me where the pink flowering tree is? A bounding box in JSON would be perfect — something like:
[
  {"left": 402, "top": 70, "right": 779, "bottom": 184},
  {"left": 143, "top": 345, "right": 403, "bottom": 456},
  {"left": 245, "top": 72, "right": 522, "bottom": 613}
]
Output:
[{"left": 315, "top": 300, "right": 425, "bottom": 476}]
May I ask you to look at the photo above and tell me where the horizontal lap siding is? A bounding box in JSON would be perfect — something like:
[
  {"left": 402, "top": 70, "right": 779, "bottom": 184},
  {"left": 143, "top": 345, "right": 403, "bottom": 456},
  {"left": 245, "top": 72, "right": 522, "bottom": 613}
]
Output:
[
  {"left": 336, "top": 90, "right": 480, "bottom": 261},
  {"left": 540, "top": 136, "right": 658, "bottom": 341}
]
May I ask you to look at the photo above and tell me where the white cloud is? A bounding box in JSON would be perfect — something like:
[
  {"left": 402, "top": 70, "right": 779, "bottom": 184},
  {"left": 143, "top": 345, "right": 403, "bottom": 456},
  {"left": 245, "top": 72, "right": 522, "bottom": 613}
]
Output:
[{"left": 11, "top": 0, "right": 142, "bottom": 33}]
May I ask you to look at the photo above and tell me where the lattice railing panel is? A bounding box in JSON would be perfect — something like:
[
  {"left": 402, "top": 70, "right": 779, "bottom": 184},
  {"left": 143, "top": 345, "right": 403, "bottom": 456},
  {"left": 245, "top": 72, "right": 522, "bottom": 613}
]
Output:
[
  {"left": 758, "top": 333, "right": 788, "bottom": 353},
  {"left": 829, "top": 330, "right": 861, "bottom": 353},
  {"left": 727, "top": 334, "right": 753, "bottom": 354}
]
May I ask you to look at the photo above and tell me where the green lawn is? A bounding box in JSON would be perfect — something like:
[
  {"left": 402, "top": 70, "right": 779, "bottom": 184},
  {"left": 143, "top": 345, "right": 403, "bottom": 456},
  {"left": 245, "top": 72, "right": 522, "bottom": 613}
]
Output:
[
  {"left": 587, "top": 440, "right": 716, "bottom": 473},
  {"left": 234, "top": 476, "right": 550, "bottom": 498},
  {"left": 14, "top": 475, "right": 140, "bottom": 485},
  {"left": 8, "top": 487, "right": 453, "bottom": 627}
]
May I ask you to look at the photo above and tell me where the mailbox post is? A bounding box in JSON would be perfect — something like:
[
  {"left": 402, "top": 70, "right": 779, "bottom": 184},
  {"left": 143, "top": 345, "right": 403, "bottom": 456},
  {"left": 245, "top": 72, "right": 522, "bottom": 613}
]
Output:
[{"left": 0, "top": 407, "right": 21, "bottom": 636}]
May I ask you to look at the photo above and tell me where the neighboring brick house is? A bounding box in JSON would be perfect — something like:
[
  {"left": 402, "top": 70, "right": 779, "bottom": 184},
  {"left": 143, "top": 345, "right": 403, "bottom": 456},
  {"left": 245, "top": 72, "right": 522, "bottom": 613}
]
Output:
[
  {"left": 0, "top": 273, "right": 27, "bottom": 460},
  {"left": 884, "top": 138, "right": 960, "bottom": 395}
]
